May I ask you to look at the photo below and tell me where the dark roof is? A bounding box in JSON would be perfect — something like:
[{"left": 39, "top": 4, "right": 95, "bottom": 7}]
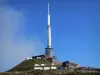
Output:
[
  {"left": 32, "top": 55, "right": 45, "bottom": 58},
  {"left": 63, "top": 61, "right": 79, "bottom": 65}
]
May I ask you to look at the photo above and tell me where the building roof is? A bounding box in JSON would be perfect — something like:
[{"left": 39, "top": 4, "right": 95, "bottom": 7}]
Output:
[{"left": 63, "top": 61, "right": 80, "bottom": 66}]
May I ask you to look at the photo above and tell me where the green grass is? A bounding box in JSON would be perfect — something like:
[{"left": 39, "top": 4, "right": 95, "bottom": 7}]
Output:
[
  {"left": 1, "top": 70, "right": 100, "bottom": 75},
  {"left": 8, "top": 58, "right": 52, "bottom": 72}
]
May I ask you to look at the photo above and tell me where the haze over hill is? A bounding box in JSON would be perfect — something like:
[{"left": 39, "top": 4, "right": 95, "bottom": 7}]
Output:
[{"left": 0, "top": 4, "right": 44, "bottom": 72}]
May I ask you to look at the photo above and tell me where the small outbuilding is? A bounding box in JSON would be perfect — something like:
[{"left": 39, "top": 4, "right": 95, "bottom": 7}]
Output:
[{"left": 62, "top": 61, "right": 80, "bottom": 69}]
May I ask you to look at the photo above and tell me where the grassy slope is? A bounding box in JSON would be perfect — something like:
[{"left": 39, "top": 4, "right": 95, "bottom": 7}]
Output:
[
  {"left": 3, "top": 58, "right": 100, "bottom": 75},
  {"left": 1, "top": 70, "right": 100, "bottom": 75},
  {"left": 8, "top": 58, "right": 52, "bottom": 71}
]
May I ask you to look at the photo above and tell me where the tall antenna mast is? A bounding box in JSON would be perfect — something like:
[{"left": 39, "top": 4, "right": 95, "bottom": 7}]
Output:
[
  {"left": 47, "top": 3, "right": 51, "bottom": 47},
  {"left": 45, "top": 3, "right": 53, "bottom": 58}
]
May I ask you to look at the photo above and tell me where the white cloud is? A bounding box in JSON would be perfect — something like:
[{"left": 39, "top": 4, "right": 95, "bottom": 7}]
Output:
[{"left": 0, "top": 5, "right": 44, "bottom": 72}]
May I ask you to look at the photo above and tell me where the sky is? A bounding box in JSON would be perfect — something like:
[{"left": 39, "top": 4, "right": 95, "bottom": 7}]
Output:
[{"left": 0, "top": 0, "right": 100, "bottom": 72}]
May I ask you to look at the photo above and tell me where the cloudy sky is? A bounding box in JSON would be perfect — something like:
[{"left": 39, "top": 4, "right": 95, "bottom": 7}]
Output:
[{"left": 0, "top": 0, "right": 100, "bottom": 72}]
